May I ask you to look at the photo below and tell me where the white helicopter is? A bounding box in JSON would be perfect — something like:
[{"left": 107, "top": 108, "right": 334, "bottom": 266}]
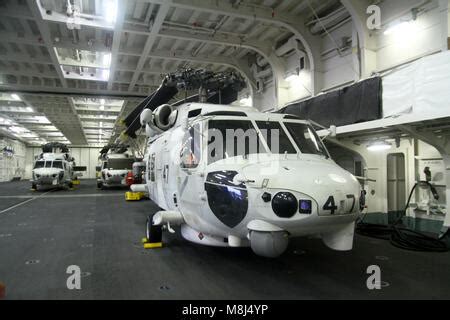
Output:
[
  {"left": 96, "top": 143, "right": 136, "bottom": 189},
  {"left": 125, "top": 70, "right": 364, "bottom": 258},
  {"left": 31, "top": 142, "right": 85, "bottom": 190}
]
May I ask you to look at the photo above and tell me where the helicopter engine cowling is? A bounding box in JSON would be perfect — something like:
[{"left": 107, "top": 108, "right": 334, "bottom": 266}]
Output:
[{"left": 153, "top": 104, "right": 177, "bottom": 131}]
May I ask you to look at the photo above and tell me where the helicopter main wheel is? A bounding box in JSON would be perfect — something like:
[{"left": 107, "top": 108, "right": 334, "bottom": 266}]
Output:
[
  {"left": 97, "top": 181, "right": 103, "bottom": 189},
  {"left": 68, "top": 181, "right": 73, "bottom": 189},
  {"left": 146, "top": 214, "right": 162, "bottom": 243},
  {"left": 31, "top": 183, "right": 37, "bottom": 191}
]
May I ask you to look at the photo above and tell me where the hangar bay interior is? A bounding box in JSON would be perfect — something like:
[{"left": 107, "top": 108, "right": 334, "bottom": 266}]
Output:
[{"left": 0, "top": 0, "right": 450, "bottom": 300}]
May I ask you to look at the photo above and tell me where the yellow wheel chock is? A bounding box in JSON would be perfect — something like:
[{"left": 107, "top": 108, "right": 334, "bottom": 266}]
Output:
[
  {"left": 144, "top": 242, "right": 163, "bottom": 249},
  {"left": 142, "top": 237, "right": 163, "bottom": 249},
  {"left": 125, "top": 191, "right": 146, "bottom": 201}
]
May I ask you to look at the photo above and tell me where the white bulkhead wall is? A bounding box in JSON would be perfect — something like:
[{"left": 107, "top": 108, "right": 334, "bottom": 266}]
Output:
[
  {"left": 251, "top": 0, "right": 449, "bottom": 111},
  {"left": 0, "top": 137, "right": 27, "bottom": 182},
  {"left": 333, "top": 137, "right": 447, "bottom": 221}
]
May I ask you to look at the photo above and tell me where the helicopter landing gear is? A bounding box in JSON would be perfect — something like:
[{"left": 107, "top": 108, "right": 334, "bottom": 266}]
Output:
[{"left": 144, "top": 214, "right": 163, "bottom": 249}]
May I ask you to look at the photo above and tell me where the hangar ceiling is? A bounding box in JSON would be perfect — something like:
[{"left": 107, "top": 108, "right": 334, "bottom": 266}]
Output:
[{"left": 0, "top": 0, "right": 350, "bottom": 146}]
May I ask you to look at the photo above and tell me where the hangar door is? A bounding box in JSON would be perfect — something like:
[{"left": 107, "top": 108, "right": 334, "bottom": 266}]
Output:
[{"left": 387, "top": 153, "right": 406, "bottom": 217}]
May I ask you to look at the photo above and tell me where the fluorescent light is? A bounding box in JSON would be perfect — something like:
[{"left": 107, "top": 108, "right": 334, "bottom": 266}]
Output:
[
  {"left": 285, "top": 74, "right": 299, "bottom": 83},
  {"left": 104, "top": 0, "right": 118, "bottom": 24},
  {"left": 35, "top": 116, "right": 51, "bottom": 124},
  {"left": 367, "top": 141, "right": 392, "bottom": 152},
  {"left": 384, "top": 21, "right": 411, "bottom": 35},
  {"left": 26, "top": 107, "right": 34, "bottom": 112},
  {"left": 2, "top": 118, "right": 13, "bottom": 125},
  {"left": 11, "top": 94, "right": 21, "bottom": 101},
  {"left": 239, "top": 96, "right": 252, "bottom": 107},
  {"left": 9, "top": 126, "right": 27, "bottom": 134},
  {"left": 102, "top": 53, "right": 111, "bottom": 67},
  {"left": 101, "top": 69, "right": 110, "bottom": 81},
  {"left": 20, "top": 133, "right": 38, "bottom": 138}
]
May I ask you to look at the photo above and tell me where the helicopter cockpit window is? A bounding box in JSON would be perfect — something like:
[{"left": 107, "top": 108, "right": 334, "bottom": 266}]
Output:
[
  {"left": 180, "top": 124, "right": 201, "bottom": 169},
  {"left": 207, "top": 120, "right": 263, "bottom": 164},
  {"left": 45, "top": 161, "right": 52, "bottom": 168},
  {"left": 34, "top": 161, "right": 45, "bottom": 169},
  {"left": 52, "top": 161, "right": 63, "bottom": 169},
  {"left": 107, "top": 158, "right": 134, "bottom": 170},
  {"left": 255, "top": 121, "right": 296, "bottom": 155},
  {"left": 284, "top": 123, "right": 329, "bottom": 158}
]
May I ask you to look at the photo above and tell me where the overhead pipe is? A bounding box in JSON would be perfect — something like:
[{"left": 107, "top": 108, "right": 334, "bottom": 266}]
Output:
[{"left": 308, "top": 6, "right": 351, "bottom": 35}]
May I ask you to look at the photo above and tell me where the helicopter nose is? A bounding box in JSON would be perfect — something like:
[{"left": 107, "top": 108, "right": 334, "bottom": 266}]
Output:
[
  {"left": 242, "top": 159, "right": 358, "bottom": 190},
  {"left": 242, "top": 160, "right": 361, "bottom": 216}
]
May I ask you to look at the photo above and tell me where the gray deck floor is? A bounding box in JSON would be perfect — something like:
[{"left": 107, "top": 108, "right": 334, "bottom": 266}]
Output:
[{"left": 0, "top": 179, "right": 449, "bottom": 300}]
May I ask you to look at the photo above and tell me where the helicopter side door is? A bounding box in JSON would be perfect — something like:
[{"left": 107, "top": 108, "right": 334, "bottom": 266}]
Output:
[
  {"left": 161, "top": 136, "right": 173, "bottom": 210},
  {"left": 177, "top": 123, "right": 205, "bottom": 219},
  {"left": 151, "top": 138, "right": 168, "bottom": 210}
]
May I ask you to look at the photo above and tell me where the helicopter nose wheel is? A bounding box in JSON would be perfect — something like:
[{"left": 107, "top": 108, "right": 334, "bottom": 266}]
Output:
[{"left": 145, "top": 214, "right": 163, "bottom": 247}]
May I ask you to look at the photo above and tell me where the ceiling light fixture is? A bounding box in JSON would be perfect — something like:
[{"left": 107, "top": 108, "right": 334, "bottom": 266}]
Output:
[
  {"left": 285, "top": 73, "right": 299, "bottom": 83},
  {"left": 102, "top": 53, "right": 111, "bottom": 67},
  {"left": 239, "top": 96, "right": 252, "bottom": 107},
  {"left": 384, "top": 21, "right": 412, "bottom": 36},
  {"left": 104, "top": 0, "right": 118, "bottom": 24},
  {"left": 11, "top": 94, "right": 21, "bottom": 101},
  {"left": 367, "top": 141, "right": 393, "bottom": 152},
  {"left": 101, "top": 69, "right": 110, "bottom": 81}
]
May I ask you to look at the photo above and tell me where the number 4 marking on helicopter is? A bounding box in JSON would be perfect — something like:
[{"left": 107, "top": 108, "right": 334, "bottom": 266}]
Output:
[
  {"left": 323, "top": 196, "right": 338, "bottom": 215},
  {"left": 323, "top": 195, "right": 356, "bottom": 214}
]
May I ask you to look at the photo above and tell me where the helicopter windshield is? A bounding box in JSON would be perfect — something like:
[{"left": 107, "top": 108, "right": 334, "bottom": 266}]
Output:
[
  {"left": 106, "top": 158, "right": 134, "bottom": 170},
  {"left": 34, "top": 161, "right": 45, "bottom": 169},
  {"left": 206, "top": 119, "right": 329, "bottom": 164},
  {"left": 255, "top": 121, "right": 297, "bottom": 154},
  {"left": 52, "top": 161, "right": 63, "bottom": 169},
  {"left": 207, "top": 120, "right": 264, "bottom": 164},
  {"left": 284, "top": 122, "right": 329, "bottom": 158}
]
